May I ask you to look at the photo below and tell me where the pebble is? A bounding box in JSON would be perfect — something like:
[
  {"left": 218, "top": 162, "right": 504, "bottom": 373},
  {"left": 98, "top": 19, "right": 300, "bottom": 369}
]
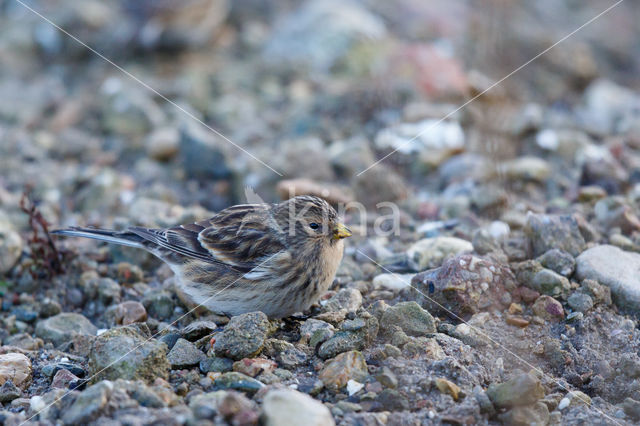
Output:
[
  {"left": 142, "top": 290, "right": 175, "bottom": 320},
  {"left": 214, "top": 311, "right": 270, "bottom": 360},
  {"left": 167, "top": 338, "right": 206, "bottom": 369},
  {"left": 0, "top": 380, "right": 21, "bottom": 403},
  {"left": 514, "top": 261, "right": 570, "bottom": 296},
  {"left": 576, "top": 245, "right": 640, "bottom": 311},
  {"left": 106, "top": 301, "right": 147, "bottom": 326},
  {"left": 524, "top": 213, "right": 586, "bottom": 257},
  {"left": 146, "top": 127, "right": 180, "bottom": 161},
  {"left": 487, "top": 372, "right": 545, "bottom": 408},
  {"left": 262, "top": 388, "right": 335, "bottom": 426},
  {"left": 500, "top": 156, "right": 551, "bottom": 182},
  {"left": 322, "top": 288, "right": 362, "bottom": 313},
  {"left": 62, "top": 381, "right": 113, "bottom": 425},
  {"left": 189, "top": 390, "right": 257, "bottom": 423},
  {"left": 412, "top": 255, "right": 517, "bottom": 319},
  {"left": 376, "top": 388, "right": 409, "bottom": 411},
  {"left": 319, "top": 351, "right": 368, "bottom": 390},
  {"left": 532, "top": 296, "right": 565, "bottom": 321},
  {"left": 537, "top": 249, "right": 576, "bottom": 277},
  {"left": 406, "top": 236, "right": 473, "bottom": 271},
  {"left": 35, "top": 313, "right": 98, "bottom": 347},
  {"left": 567, "top": 292, "right": 594, "bottom": 313},
  {"left": 51, "top": 369, "right": 80, "bottom": 389},
  {"left": 211, "top": 372, "right": 264, "bottom": 394},
  {"left": 372, "top": 273, "right": 412, "bottom": 291},
  {"left": 380, "top": 301, "right": 436, "bottom": 337},
  {"left": 0, "top": 223, "right": 23, "bottom": 274},
  {"left": 199, "top": 357, "right": 234, "bottom": 374},
  {"left": 0, "top": 353, "right": 32, "bottom": 390},
  {"left": 232, "top": 358, "right": 277, "bottom": 377},
  {"left": 435, "top": 378, "right": 461, "bottom": 401},
  {"left": 498, "top": 402, "right": 549, "bottom": 426},
  {"left": 88, "top": 325, "right": 169, "bottom": 382}
]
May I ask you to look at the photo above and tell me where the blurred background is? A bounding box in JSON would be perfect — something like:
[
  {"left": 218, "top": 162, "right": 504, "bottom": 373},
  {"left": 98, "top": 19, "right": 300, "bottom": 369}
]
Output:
[{"left": 1, "top": 0, "right": 638, "bottom": 231}]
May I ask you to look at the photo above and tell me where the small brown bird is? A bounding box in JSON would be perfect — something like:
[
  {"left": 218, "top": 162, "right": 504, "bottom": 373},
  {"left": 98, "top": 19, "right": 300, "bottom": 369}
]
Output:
[{"left": 52, "top": 196, "right": 351, "bottom": 318}]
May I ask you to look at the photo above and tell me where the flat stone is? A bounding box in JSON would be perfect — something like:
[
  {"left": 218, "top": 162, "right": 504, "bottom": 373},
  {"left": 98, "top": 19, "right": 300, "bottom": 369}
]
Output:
[
  {"left": 525, "top": 213, "right": 586, "bottom": 257},
  {"left": 487, "top": 372, "right": 545, "bottom": 408},
  {"left": 576, "top": 245, "right": 640, "bottom": 311},
  {"left": 62, "top": 381, "right": 113, "bottom": 425},
  {"left": 214, "top": 312, "right": 270, "bottom": 360},
  {"left": 380, "top": 301, "right": 435, "bottom": 337},
  {"left": 35, "top": 313, "right": 97, "bottom": 347}
]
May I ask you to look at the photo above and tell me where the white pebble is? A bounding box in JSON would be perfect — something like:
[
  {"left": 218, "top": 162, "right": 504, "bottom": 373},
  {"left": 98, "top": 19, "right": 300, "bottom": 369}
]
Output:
[
  {"left": 558, "top": 397, "right": 571, "bottom": 410},
  {"left": 346, "top": 380, "right": 364, "bottom": 396}
]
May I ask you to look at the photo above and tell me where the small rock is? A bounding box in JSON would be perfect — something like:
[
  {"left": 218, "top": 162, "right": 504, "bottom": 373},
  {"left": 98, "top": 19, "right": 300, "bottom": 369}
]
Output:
[
  {"left": 376, "top": 366, "right": 398, "bottom": 389},
  {"left": 372, "top": 273, "right": 411, "bottom": 291},
  {"left": 200, "top": 357, "right": 234, "bottom": 374},
  {"left": 106, "top": 301, "right": 147, "bottom": 326},
  {"left": 190, "top": 390, "right": 257, "bottom": 423},
  {"left": 146, "top": 127, "right": 179, "bottom": 161},
  {"left": 167, "top": 338, "right": 205, "bottom": 368},
  {"left": 406, "top": 236, "right": 473, "bottom": 271},
  {"left": 576, "top": 245, "right": 640, "bottom": 311},
  {"left": 232, "top": 358, "right": 277, "bottom": 377},
  {"left": 0, "top": 353, "right": 32, "bottom": 390},
  {"left": 514, "top": 261, "right": 570, "bottom": 296},
  {"left": 376, "top": 388, "right": 409, "bottom": 411},
  {"left": 322, "top": 288, "right": 362, "bottom": 313},
  {"left": 413, "top": 255, "right": 518, "bottom": 320},
  {"left": 300, "top": 319, "right": 334, "bottom": 344},
  {"left": 35, "top": 313, "right": 97, "bottom": 347},
  {"left": 0, "top": 223, "right": 22, "bottom": 274},
  {"left": 319, "top": 351, "right": 368, "bottom": 390},
  {"left": 567, "top": 292, "right": 594, "bottom": 313},
  {"left": 487, "top": 372, "right": 545, "bottom": 408},
  {"left": 435, "top": 378, "right": 461, "bottom": 401},
  {"left": 214, "top": 312, "right": 270, "bottom": 360},
  {"left": 262, "top": 388, "right": 334, "bottom": 426},
  {"left": 581, "top": 279, "right": 612, "bottom": 306},
  {"left": 181, "top": 320, "right": 218, "bottom": 341},
  {"left": 380, "top": 301, "right": 436, "bottom": 336},
  {"left": 532, "top": 296, "right": 565, "bottom": 321},
  {"left": 621, "top": 397, "right": 640, "bottom": 421},
  {"left": 51, "top": 369, "right": 80, "bottom": 389},
  {"left": 498, "top": 402, "right": 549, "bottom": 426},
  {"left": 594, "top": 197, "right": 640, "bottom": 233},
  {"left": 0, "top": 380, "right": 21, "bottom": 403},
  {"left": 500, "top": 157, "right": 551, "bottom": 182},
  {"left": 142, "top": 290, "right": 175, "bottom": 320},
  {"left": 537, "top": 249, "right": 576, "bottom": 277},
  {"left": 89, "top": 325, "right": 169, "bottom": 383},
  {"left": 525, "top": 213, "right": 586, "bottom": 257},
  {"left": 211, "top": 372, "right": 264, "bottom": 394},
  {"left": 62, "top": 381, "right": 113, "bottom": 425}
]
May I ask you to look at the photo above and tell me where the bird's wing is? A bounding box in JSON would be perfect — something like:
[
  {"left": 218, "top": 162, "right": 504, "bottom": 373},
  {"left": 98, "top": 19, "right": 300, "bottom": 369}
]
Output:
[{"left": 129, "top": 203, "right": 286, "bottom": 273}]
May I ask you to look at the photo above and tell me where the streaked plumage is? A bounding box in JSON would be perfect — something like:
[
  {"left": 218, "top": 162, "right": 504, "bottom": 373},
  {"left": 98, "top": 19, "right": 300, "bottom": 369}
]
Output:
[{"left": 52, "top": 196, "right": 351, "bottom": 318}]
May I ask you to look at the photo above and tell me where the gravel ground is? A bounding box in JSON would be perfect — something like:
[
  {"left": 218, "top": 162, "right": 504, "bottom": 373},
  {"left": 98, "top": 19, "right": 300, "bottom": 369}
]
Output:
[{"left": 1, "top": 0, "right": 640, "bottom": 425}]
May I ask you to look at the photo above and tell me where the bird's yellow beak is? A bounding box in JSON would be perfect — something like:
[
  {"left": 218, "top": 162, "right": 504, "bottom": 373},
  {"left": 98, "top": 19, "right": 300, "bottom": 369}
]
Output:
[{"left": 333, "top": 223, "right": 352, "bottom": 239}]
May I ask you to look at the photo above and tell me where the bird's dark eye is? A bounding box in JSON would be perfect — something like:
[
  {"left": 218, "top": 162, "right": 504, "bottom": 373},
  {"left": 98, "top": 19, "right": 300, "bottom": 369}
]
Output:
[{"left": 309, "top": 223, "right": 320, "bottom": 230}]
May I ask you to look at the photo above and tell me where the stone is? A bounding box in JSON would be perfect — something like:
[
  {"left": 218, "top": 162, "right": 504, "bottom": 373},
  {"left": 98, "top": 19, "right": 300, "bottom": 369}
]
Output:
[
  {"left": 189, "top": 390, "right": 257, "bottom": 423},
  {"left": 35, "top": 313, "right": 97, "bottom": 346},
  {"left": 232, "top": 358, "right": 277, "bottom": 377},
  {"left": 594, "top": 197, "right": 640, "bottom": 233},
  {"left": 62, "top": 381, "right": 113, "bottom": 425},
  {"left": 300, "top": 319, "right": 335, "bottom": 344},
  {"left": 380, "top": 301, "right": 435, "bottom": 337},
  {"left": 322, "top": 288, "right": 362, "bottom": 313},
  {"left": 167, "top": 338, "right": 205, "bottom": 368},
  {"left": 406, "top": 236, "right": 473, "bottom": 271},
  {"left": 576, "top": 245, "right": 640, "bottom": 311},
  {"left": 142, "top": 290, "right": 175, "bottom": 320},
  {"left": 214, "top": 312, "right": 270, "bottom": 360},
  {"left": 200, "top": 357, "right": 234, "bottom": 374},
  {"left": 524, "top": 213, "right": 586, "bottom": 257},
  {"left": 146, "top": 127, "right": 179, "bottom": 161},
  {"left": 51, "top": 369, "right": 80, "bottom": 389},
  {"left": 211, "top": 372, "right": 264, "bottom": 394},
  {"left": 537, "top": 249, "right": 575, "bottom": 277},
  {"left": 622, "top": 397, "right": 640, "bottom": 421},
  {"left": 0, "top": 223, "right": 22, "bottom": 274},
  {"left": 435, "top": 378, "right": 461, "bottom": 401},
  {"left": 376, "top": 388, "right": 409, "bottom": 411},
  {"left": 0, "top": 380, "right": 21, "bottom": 403},
  {"left": 106, "top": 301, "right": 147, "bottom": 326},
  {"left": 0, "top": 353, "right": 32, "bottom": 390},
  {"left": 412, "top": 255, "right": 517, "bottom": 320},
  {"left": 88, "top": 325, "right": 169, "bottom": 383},
  {"left": 487, "top": 372, "right": 545, "bottom": 408},
  {"left": 262, "top": 388, "right": 334, "bottom": 426},
  {"left": 353, "top": 164, "right": 409, "bottom": 207},
  {"left": 581, "top": 279, "right": 612, "bottom": 306},
  {"left": 372, "top": 273, "right": 411, "bottom": 291},
  {"left": 532, "top": 296, "right": 564, "bottom": 321},
  {"left": 498, "top": 402, "right": 549, "bottom": 426},
  {"left": 319, "top": 351, "right": 368, "bottom": 390},
  {"left": 181, "top": 320, "right": 218, "bottom": 341},
  {"left": 376, "top": 367, "right": 398, "bottom": 389},
  {"left": 500, "top": 157, "right": 551, "bottom": 182},
  {"left": 514, "top": 261, "right": 570, "bottom": 296},
  {"left": 567, "top": 292, "right": 594, "bottom": 313}
]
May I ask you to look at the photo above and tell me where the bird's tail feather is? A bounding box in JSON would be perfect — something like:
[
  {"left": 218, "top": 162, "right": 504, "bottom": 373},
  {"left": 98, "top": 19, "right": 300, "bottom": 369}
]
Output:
[{"left": 51, "top": 227, "right": 145, "bottom": 249}]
